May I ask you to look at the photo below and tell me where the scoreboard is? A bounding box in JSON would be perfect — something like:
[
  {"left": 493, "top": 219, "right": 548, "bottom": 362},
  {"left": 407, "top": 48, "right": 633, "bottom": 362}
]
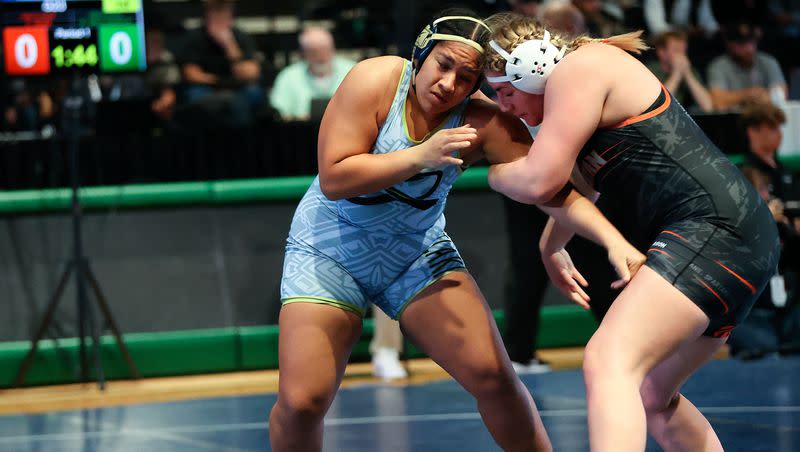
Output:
[{"left": 1, "top": 0, "right": 146, "bottom": 75}]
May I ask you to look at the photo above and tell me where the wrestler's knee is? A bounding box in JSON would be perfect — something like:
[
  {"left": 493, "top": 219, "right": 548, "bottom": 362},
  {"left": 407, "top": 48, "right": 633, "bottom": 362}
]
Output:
[
  {"left": 640, "top": 376, "right": 679, "bottom": 415},
  {"left": 461, "top": 357, "right": 518, "bottom": 399},
  {"left": 276, "top": 384, "right": 335, "bottom": 423}
]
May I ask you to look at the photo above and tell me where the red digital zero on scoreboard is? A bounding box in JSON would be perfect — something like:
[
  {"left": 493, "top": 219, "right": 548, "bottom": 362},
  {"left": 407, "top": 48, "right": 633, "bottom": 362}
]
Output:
[{"left": 3, "top": 26, "right": 51, "bottom": 75}]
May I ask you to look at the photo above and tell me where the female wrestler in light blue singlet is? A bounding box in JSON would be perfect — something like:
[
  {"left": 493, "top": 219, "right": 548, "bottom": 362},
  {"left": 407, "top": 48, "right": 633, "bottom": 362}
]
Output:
[
  {"left": 268, "top": 10, "right": 643, "bottom": 452},
  {"left": 282, "top": 58, "right": 470, "bottom": 319}
]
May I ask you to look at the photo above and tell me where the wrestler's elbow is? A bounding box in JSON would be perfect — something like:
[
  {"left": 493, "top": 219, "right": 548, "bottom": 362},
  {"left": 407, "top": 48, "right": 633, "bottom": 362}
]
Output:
[
  {"left": 319, "top": 171, "right": 347, "bottom": 200},
  {"left": 489, "top": 168, "right": 557, "bottom": 205},
  {"left": 527, "top": 182, "right": 564, "bottom": 205}
]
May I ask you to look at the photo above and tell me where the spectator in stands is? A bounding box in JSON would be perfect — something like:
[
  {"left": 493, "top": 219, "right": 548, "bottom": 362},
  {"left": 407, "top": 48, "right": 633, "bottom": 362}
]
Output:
[
  {"left": 740, "top": 102, "right": 798, "bottom": 220},
  {"left": 177, "top": 0, "right": 264, "bottom": 128},
  {"left": 145, "top": 29, "right": 181, "bottom": 122},
  {"left": 706, "top": 22, "right": 787, "bottom": 111},
  {"left": 730, "top": 101, "right": 800, "bottom": 359},
  {"left": 642, "top": 0, "right": 721, "bottom": 77},
  {"left": 269, "top": 27, "right": 355, "bottom": 121},
  {"left": 730, "top": 167, "right": 800, "bottom": 359},
  {"left": 0, "top": 79, "right": 54, "bottom": 132},
  {"left": 647, "top": 30, "right": 713, "bottom": 111}
]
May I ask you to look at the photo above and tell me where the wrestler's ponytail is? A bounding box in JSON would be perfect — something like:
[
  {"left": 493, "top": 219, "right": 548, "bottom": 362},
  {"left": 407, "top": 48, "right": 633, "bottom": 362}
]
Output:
[{"left": 571, "top": 30, "right": 648, "bottom": 54}]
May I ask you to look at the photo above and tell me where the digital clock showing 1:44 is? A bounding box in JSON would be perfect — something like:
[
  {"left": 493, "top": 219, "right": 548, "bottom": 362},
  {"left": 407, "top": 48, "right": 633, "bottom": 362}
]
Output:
[{"left": 51, "top": 43, "right": 99, "bottom": 68}]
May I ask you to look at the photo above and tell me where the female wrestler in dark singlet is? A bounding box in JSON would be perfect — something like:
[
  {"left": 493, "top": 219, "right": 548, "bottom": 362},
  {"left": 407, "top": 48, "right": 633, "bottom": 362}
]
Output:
[{"left": 483, "top": 12, "right": 780, "bottom": 452}]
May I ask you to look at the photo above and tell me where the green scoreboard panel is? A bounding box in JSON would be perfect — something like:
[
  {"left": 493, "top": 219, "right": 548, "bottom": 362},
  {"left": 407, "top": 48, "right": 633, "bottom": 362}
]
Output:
[
  {"left": 98, "top": 24, "right": 140, "bottom": 72},
  {"left": 1, "top": 0, "right": 146, "bottom": 75}
]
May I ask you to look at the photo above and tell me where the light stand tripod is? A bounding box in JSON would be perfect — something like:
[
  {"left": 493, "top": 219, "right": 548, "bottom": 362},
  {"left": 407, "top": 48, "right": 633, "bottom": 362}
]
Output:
[{"left": 14, "top": 75, "right": 140, "bottom": 389}]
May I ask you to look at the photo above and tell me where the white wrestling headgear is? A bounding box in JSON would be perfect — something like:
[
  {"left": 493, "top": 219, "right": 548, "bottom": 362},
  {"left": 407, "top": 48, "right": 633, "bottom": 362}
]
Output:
[{"left": 485, "top": 29, "right": 567, "bottom": 94}]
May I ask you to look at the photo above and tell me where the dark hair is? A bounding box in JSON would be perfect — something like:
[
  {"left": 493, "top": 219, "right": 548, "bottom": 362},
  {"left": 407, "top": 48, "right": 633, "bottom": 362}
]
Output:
[
  {"left": 739, "top": 102, "right": 786, "bottom": 129},
  {"left": 432, "top": 7, "right": 489, "bottom": 43},
  {"left": 653, "top": 30, "right": 687, "bottom": 49},
  {"left": 412, "top": 7, "right": 490, "bottom": 71},
  {"left": 411, "top": 7, "right": 491, "bottom": 93}
]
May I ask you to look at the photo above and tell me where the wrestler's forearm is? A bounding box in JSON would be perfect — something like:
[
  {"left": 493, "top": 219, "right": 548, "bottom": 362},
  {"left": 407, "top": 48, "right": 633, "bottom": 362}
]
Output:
[
  {"left": 319, "top": 149, "right": 427, "bottom": 200},
  {"left": 488, "top": 159, "right": 544, "bottom": 204},
  {"left": 538, "top": 216, "right": 575, "bottom": 254},
  {"left": 538, "top": 189, "right": 625, "bottom": 252}
]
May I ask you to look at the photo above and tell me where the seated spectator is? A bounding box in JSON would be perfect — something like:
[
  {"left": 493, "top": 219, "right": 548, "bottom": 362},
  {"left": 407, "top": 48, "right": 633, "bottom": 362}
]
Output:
[
  {"left": 145, "top": 29, "right": 181, "bottom": 122},
  {"left": 740, "top": 102, "right": 798, "bottom": 207},
  {"left": 98, "top": 28, "right": 181, "bottom": 120},
  {"left": 0, "top": 78, "right": 54, "bottom": 132},
  {"left": 540, "top": 0, "right": 586, "bottom": 37},
  {"left": 269, "top": 27, "right": 355, "bottom": 121},
  {"left": 706, "top": 22, "right": 787, "bottom": 111},
  {"left": 177, "top": 0, "right": 264, "bottom": 128},
  {"left": 646, "top": 30, "right": 713, "bottom": 111},
  {"left": 643, "top": 0, "right": 722, "bottom": 76},
  {"left": 729, "top": 101, "right": 800, "bottom": 359},
  {"left": 729, "top": 166, "right": 800, "bottom": 359}
]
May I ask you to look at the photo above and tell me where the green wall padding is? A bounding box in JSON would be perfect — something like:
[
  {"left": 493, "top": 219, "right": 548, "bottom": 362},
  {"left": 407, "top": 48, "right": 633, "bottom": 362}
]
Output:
[
  {"left": 0, "top": 329, "right": 240, "bottom": 387},
  {"left": 2, "top": 154, "right": 796, "bottom": 215},
  {"left": 0, "top": 306, "right": 596, "bottom": 388}
]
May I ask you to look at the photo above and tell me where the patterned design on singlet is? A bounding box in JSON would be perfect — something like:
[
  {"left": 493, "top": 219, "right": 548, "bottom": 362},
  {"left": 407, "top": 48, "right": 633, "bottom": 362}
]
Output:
[
  {"left": 281, "top": 59, "right": 470, "bottom": 314},
  {"left": 291, "top": 59, "right": 467, "bottom": 240},
  {"left": 576, "top": 87, "right": 769, "bottom": 241},
  {"left": 576, "top": 87, "right": 780, "bottom": 334}
]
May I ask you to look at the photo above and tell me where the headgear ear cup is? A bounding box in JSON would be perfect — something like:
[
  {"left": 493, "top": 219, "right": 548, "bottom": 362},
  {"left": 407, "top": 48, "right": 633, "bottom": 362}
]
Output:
[
  {"left": 485, "top": 29, "right": 567, "bottom": 94},
  {"left": 412, "top": 23, "right": 437, "bottom": 72}
]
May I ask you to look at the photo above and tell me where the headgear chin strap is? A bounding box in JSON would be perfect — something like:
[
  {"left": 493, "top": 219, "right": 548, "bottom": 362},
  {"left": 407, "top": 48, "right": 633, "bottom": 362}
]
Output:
[{"left": 485, "top": 29, "right": 567, "bottom": 94}]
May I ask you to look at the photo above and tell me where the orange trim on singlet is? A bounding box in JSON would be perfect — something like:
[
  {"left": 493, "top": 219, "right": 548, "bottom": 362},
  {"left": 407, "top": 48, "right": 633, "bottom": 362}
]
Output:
[
  {"left": 694, "top": 276, "right": 729, "bottom": 314},
  {"left": 662, "top": 230, "right": 688, "bottom": 241},
  {"left": 598, "top": 139, "right": 626, "bottom": 158},
  {"left": 715, "top": 261, "right": 757, "bottom": 294},
  {"left": 712, "top": 325, "right": 734, "bottom": 338},
  {"left": 647, "top": 248, "right": 672, "bottom": 258},
  {"left": 610, "top": 85, "right": 671, "bottom": 129}
]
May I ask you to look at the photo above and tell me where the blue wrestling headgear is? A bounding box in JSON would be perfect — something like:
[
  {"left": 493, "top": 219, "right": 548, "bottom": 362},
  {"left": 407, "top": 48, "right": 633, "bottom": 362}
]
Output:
[
  {"left": 485, "top": 29, "right": 567, "bottom": 94},
  {"left": 412, "top": 14, "right": 491, "bottom": 93}
]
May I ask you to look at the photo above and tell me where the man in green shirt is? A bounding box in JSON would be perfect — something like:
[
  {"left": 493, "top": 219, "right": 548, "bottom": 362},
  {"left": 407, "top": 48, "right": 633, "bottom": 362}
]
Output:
[
  {"left": 646, "top": 30, "right": 714, "bottom": 112},
  {"left": 269, "top": 27, "right": 356, "bottom": 121}
]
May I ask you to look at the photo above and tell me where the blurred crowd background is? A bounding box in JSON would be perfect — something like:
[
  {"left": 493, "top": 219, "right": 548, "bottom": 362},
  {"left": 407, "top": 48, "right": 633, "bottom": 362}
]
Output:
[{"left": 1, "top": 0, "right": 799, "bottom": 188}]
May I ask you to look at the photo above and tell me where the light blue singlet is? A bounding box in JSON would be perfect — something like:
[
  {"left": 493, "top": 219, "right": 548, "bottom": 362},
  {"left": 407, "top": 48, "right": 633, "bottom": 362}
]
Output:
[{"left": 280, "top": 59, "right": 470, "bottom": 319}]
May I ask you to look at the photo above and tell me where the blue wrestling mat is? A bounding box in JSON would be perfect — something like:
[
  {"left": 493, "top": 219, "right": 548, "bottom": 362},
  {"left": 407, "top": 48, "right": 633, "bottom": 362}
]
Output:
[{"left": 1, "top": 356, "right": 798, "bottom": 451}]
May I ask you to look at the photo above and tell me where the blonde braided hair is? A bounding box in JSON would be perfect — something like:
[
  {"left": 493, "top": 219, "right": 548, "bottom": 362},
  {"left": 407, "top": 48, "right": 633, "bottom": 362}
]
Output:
[{"left": 482, "top": 12, "right": 647, "bottom": 73}]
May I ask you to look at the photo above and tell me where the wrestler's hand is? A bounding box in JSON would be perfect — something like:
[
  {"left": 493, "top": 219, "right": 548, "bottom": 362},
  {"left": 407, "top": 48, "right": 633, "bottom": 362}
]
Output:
[
  {"left": 543, "top": 248, "right": 590, "bottom": 309},
  {"left": 413, "top": 125, "right": 476, "bottom": 169},
  {"left": 607, "top": 241, "right": 646, "bottom": 290}
]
